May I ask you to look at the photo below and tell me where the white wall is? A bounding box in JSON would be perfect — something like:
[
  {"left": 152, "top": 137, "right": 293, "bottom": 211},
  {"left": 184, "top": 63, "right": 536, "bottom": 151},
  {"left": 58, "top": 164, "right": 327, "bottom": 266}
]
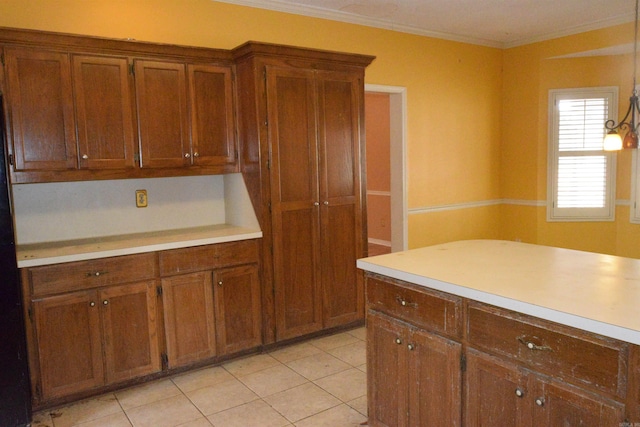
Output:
[{"left": 12, "top": 175, "right": 235, "bottom": 244}]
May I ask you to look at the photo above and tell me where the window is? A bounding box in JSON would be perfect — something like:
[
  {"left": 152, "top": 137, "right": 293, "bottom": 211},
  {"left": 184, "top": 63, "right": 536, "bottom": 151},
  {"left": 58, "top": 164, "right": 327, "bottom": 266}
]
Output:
[{"left": 547, "top": 88, "right": 618, "bottom": 221}]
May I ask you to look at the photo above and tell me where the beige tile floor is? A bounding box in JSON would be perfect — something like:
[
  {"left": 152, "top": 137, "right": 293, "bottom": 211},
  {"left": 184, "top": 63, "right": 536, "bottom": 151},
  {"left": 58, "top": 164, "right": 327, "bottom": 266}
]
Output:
[{"left": 31, "top": 328, "right": 368, "bottom": 427}]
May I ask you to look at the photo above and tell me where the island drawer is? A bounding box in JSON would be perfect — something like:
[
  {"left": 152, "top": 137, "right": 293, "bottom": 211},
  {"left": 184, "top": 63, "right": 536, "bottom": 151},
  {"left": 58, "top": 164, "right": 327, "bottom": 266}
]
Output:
[
  {"left": 159, "top": 239, "right": 259, "bottom": 276},
  {"left": 28, "top": 253, "right": 158, "bottom": 297},
  {"left": 466, "top": 302, "right": 628, "bottom": 397},
  {"left": 365, "top": 275, "right": 462, "bottom": 338}
]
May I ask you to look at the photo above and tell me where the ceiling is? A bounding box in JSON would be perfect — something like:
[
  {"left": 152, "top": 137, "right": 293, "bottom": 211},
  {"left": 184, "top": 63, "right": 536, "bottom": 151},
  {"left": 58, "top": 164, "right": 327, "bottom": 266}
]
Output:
[{"left": 215, "top": 0, "right": 636, "bottom": 48}]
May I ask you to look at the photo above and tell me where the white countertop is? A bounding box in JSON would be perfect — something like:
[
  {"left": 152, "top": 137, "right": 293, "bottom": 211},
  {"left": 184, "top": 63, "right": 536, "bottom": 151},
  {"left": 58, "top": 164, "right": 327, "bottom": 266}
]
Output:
[
  {"left": 17, "top": 224, "right": 263, "bottom": 267},
  {"left": 357, "top": 240, "right": 640, "bottom": 345}
]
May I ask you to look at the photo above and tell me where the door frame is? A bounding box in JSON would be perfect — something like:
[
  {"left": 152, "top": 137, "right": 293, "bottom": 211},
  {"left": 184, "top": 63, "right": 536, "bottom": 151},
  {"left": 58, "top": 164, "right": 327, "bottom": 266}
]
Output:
[{"left": 365, "top": 84, "right": 408, "bottom": 252}]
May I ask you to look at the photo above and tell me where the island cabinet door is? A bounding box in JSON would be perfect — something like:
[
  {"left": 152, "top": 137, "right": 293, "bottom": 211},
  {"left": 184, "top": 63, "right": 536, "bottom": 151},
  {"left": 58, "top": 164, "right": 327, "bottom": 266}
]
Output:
[
  {"left": 367, "top": 311, "right": 408, "bottom": 427},
  {"left": 100, "top": 280, "right": 161, "bottom": 384},
  {"left": 530, "top": 376, "right": 625, "bottom": 426},
  {"left": 407, "top": 327, "right": 462, "bottom": 427},
  {"left": 464, "top": 349, "right": 530, "bottom": 427}
]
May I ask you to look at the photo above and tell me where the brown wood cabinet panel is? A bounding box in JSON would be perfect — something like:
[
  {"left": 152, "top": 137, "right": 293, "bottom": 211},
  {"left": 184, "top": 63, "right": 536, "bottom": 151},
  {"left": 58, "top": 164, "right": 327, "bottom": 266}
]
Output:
[
  {"left": 33, "top": 290, "right": 103, "bottom": 400},
  {"left": 188, "top": 64, "right": 236, "bottom": 168},
  {"left": 214, "top": 264, "right": 262, "bottom": 355},
  {"left": 72, "top": 55, "right": 136, "bottom": 169},
  {"left": 4, "top": 47, "right": 77, "bottom": 171},
  {"left": 159, "top": 240, "right": 259, "bottom": 276},
  {"left": 467, "top": 302, "right": 628, "bottom": 397},
  {"left": 531, "top": 376, "right": 624, "bottom": 426},
  {"left": 267, "top": 67, "right": 323, "bottom": 340},
  {"left": 162, "top": 272, "right": 216, "bottom": 368},
  {"left": 367, "top": 310, "right": 462, "bottom": 427},
  {"left": 100, "top": 280, "right": 160, "bottom": 383},
  {"left": 465, "top": 349, "right": 529, "bottom": 427},
  {"left": 366, "top": 276, "right": 461, "bottom": 338},
  {"left": 367, "top": 311, "right": 407, "bottom": 427},
  {"left": 135, "top": 60, "right": 190, "bottom": 168},
  {"left": 409, "top": 326, "right": 462, "bottom": 427},
  {"left": 29, "top": 253, "right": 157, "bottom": 296}
]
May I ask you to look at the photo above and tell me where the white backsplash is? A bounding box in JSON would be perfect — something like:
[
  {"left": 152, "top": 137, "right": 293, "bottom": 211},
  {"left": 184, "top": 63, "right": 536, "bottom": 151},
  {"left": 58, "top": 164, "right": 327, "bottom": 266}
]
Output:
[{"left": 11, "top": 174, "right": 258, "bottom": 244}]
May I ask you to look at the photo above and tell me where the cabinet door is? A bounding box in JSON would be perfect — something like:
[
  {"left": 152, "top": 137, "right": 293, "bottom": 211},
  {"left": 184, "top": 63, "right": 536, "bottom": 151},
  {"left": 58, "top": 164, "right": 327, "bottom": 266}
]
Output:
[
  {"left": 266, "top": 66, "right": 323, "bottom": 340},
  {"left": 213, "top": 264, "right": 262, "bottom": 355},
  {"left": 317, "top": 70, "right": 365, "bottom": 328},
  {"left": 162, "top": 272, "right": 217, "bottom": 368},
  {"left": 465, "top": 349, "right": 530, "bottom": 427},
  {"left": 408, "top": 328, "right": 462, "bottom": 427},
  {"left": 531, "top": 376, "right": 625, "bottom": 426},
  {"left": 134, "top": 60, "right": 190, "bottom": 168},
  {"left": 188, "top": 64, "right": 237, "bottom": 169},
  {"left": 72, "top": 55, "right": 136, "bottom": 169},
  {"left": 367, "top": 311, "right": 408, "bottom": 427},
  {"left": 33, "top": 290, "right": 103, "bottom": 399},
  {"left": 100, "top": 281, "right": 161, "bottom": 383},
  {"left": 4, "top": 48, "right": 77, "bottom": 171}
]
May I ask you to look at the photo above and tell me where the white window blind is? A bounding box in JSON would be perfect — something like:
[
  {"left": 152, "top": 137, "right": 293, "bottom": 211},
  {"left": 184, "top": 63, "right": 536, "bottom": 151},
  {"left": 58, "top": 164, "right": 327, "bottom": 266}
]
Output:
[{"left": 548, "top": 88, "right": 617, "bottom": 221}]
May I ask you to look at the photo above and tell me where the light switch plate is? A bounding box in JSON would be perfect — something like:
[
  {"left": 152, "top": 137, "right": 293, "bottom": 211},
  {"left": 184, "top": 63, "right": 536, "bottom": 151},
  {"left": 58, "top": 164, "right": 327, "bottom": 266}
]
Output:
[{"left": 135, "top": 189, "right": 148, "bottom": 208}]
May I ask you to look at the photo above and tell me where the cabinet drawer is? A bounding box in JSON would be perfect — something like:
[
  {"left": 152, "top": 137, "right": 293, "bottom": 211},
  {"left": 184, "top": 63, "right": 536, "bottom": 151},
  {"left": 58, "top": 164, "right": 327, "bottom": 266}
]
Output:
[
  {"left": 467, "top": 302, "right": 628, "bottom": 397},
  {"left": 159, "top": 240, "right": 259, "bottom": 276},
  {"left": 365, "top": 275, "right": 462, "bottom": 338},
  {"left": 29, "top": 253, "right": 157, "bottom": 296}
]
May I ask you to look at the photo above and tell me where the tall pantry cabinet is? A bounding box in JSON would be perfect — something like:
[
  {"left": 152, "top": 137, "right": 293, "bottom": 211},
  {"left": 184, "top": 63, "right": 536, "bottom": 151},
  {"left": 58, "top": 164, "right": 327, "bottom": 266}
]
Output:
[{"left": 233, "top": 43, "right": 375, "bottom": 343}]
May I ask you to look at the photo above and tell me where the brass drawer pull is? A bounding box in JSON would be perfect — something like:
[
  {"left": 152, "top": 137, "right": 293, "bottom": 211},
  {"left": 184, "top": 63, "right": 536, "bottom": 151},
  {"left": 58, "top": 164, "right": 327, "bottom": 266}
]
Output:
[
  {"left": 395, "top": 296, "right": 418, "bottom": 308},
  {"left": 517, "top": 336, "right": 552, "bottom": 352}
]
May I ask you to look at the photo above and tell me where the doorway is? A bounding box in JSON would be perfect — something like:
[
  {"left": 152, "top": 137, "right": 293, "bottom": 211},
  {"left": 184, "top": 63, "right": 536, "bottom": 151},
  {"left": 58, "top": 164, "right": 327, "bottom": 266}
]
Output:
[{"left": 365, "top": 84, "right": 407, "bottom": 253}]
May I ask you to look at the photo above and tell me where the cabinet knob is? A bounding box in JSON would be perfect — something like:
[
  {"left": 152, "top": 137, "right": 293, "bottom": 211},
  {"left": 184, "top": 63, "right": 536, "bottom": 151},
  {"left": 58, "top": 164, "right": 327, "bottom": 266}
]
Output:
[
  {"left": 535, "top": 397, "right": 545, "bottom": 407},
  {"left": 323, "top": 201, "right": 329, "bottom": 205},
  {"left": 89, "top": 301, "right": 96, "bottom": 307},
  {"left": 515, "top": 388, "right": 524, "bottom": 398},
  {"left": 314, "top": 202, "right": 319, "bottom": 206},
  {"left": 518, "top": 337, "right": 552, "bottom": 352},
  {"left": 103, "top": 300, "right": 109, "bottom": 306},
  {"left": 86, "top": 270, "right": 108, "bottom": 277},
  {"left": 407, "top": 343, "right": 415, "bottom": 351},
  {"left": 218, "top": 281, "right": 223, "bottom": 287},
  {"left": 395, "top": 337, "right": 402, "bottom": 345},
  {"left": 184, "top": 153, "right": 191, "bottom": 158},
  {"left": 193, "top": 152, "right": 199, "bottom": 158},
  {"left": 82, "top": 154, "right": 89, "bottom": 159}
]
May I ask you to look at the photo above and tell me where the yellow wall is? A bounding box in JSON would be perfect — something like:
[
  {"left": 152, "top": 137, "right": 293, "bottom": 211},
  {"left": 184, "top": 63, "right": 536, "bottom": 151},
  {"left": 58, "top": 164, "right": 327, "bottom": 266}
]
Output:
[
  {"left": 1, "top": 1, "right": 636, "bottom": 257},
  {"left": 502, "top": 24, "right": 640, "bottom": 258}
]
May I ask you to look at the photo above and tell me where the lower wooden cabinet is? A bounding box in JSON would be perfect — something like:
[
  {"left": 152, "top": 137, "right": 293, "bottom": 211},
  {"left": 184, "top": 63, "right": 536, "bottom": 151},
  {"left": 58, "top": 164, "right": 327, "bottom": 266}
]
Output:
[
  {"left": 161, "top": 263, "right": 262, "bottom": 369},
  {"left": 23, "top": 238, "right": 263, "bottom": 408},
  {"left": 367, "top": 311, "right": 462, "bottom": 427},
  {"left": 161, "top": 271, "right": 217, "bottom": 368},
  {"left": 365, "top": 273, "right": 630, "bottom": 427},
  {"left": 465, "top": 349, "right": 625, "bottom": 426},
  {"left": 33, "top": 281, "right": 160, "bottom": 400}
]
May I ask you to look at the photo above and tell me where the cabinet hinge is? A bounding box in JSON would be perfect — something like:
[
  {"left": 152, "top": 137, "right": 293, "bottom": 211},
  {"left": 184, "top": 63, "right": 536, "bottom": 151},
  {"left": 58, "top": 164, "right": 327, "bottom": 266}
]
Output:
[
  {"left": 27, "top": 306, "right": 33, "bottom": 323},
  {"left": 0, "top": 52, "right": 4, "bottom": 66},
  {"left": 8, "top": 154, "right": 13, "bottom": 166},
  {"left": 156, "top": 285, "right": 163, "bottom": 296},
  {"left": 35, "top": 383, "right": 42, "bottom": 400},
  {"left": 161, "top": 353, "right": 168, "bottom": 370},
  {"left": 129, "top": 63, "right": 135, "bottom": 76},
  {"left": 460, "top": 353, "right": 466, "bottom": 372},
  {"left": 268, "top": 202, "right": 271, "bottom": 213}
]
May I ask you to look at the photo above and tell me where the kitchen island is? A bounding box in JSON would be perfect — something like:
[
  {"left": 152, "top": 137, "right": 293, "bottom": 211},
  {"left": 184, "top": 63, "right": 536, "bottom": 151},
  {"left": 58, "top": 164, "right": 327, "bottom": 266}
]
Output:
[{"left": 357, "top": 240, "right": 640, "bottom": 426}]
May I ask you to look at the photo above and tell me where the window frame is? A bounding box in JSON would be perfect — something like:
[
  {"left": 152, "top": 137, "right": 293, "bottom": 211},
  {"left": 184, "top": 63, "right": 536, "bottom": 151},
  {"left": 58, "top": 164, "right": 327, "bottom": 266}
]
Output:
[{"left": 547, "top": 87, "right": 618, "bottom": 222}]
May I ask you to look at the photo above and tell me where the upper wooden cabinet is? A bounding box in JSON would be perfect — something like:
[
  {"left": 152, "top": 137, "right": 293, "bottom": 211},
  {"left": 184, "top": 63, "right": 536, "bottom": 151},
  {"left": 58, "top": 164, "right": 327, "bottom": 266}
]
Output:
[
  {"left": 73, "top": 55, "right": 137, "bottom": 170},
  {"left": 0, "top": 28, "right": 238, "bottom": 183},
  {"left": 4, "top": 48, "right": 77, "bottom": 172}
]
